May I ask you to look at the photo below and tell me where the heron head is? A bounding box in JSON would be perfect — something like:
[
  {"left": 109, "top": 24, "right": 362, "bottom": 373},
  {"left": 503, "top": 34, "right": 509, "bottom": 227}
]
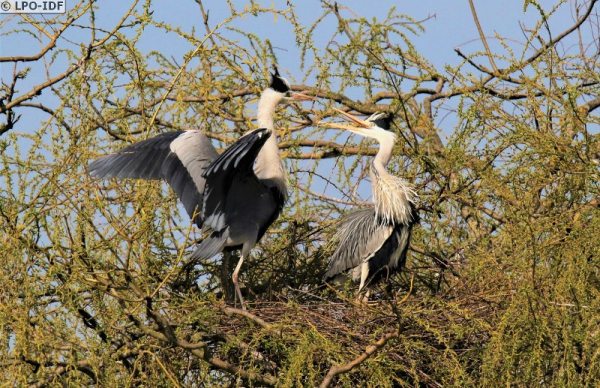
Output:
[
  {"left": 332, "top": 109, "right": 395, "bottom": 142},
  {"left": 269, "top": 65, "right": 316, "bottom": 104}
]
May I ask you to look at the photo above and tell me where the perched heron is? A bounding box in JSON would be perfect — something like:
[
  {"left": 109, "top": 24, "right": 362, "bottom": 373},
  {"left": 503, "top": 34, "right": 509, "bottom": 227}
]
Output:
[
  {"left": 88, "top": 67, "right": 315, "bottom": 308},
  {"left": 322, "top": 109, "right": 418, "bottom": 295}
]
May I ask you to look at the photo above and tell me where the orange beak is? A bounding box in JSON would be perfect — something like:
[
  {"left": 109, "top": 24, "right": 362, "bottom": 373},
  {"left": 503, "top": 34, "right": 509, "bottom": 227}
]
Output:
[
  {"left": 333, "top": 108, "right": 374, "bottom": 131},
  {"left": 290, "top": 92, "right": 317, "bottom": 102}
]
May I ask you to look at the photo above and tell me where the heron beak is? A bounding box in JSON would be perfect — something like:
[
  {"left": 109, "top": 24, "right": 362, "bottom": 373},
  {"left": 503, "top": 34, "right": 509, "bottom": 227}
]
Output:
[
  {"left": 290, "top": 92, "right": 317, "bottom": 102},
  {"left": 333, "top": 108, "right": 373, "bottom": 133}
]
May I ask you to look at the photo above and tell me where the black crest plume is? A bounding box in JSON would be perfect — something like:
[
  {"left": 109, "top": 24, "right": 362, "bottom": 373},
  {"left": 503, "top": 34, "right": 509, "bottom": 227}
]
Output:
[
  {"left": 372, "top": 113, "right": 394, "bottom": 131},
  {"left": 269, "top": 65, "right": 290, "bottom": 93}
]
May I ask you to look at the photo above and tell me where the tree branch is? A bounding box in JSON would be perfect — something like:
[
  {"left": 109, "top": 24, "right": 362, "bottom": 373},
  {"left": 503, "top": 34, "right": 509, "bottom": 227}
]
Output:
[
  {"left": 510, "top": 0, "right": 598, "bottom": 74},
  {"left": 1, "top": 55, "right": 89, "bottom": 114},
  {"left": 467, "top": 0, "right": 499, "bottom": 74},
  {"left": 319, "top": 331, "right": 398, "bottom": 388}
]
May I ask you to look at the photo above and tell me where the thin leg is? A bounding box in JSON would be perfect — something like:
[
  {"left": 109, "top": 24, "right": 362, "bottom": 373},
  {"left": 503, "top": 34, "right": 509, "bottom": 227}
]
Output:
[
  {"left": 232, "top": 255, "right": 245, "bottom": 310},
  {"left": 221, "top": 251, "right": 235, "bottom": 302},
  {"left": 358, "top": 262, "right": 369, "bottom": 293},
  {"left": 356, "top": 262, "right": 370, "bottom": 304},
  {"left": 233, "top": 235, "right": 257, "bottom": 311},
  {"left": 363, "top": 289, "right": 371, "bottom": 303}
]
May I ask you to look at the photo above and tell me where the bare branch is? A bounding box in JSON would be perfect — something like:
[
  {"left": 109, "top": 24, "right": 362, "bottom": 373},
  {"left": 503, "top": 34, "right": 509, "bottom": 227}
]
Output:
[
  {"left": 467, "top": 0, "right": 499, "bottom": 74},
  {"left": 319, "top": 331, "right": 398, "bottom": 388}
]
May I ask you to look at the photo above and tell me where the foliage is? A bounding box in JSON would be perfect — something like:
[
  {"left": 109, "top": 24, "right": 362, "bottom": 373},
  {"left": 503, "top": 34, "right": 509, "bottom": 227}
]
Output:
[{"left": 1, "top": 0, "right": 600, "bottom": 386}]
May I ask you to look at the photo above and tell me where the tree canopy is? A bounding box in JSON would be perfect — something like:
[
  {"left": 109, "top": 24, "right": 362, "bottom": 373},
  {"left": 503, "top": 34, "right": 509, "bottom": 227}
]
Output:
[{"left": 1, "top": 0, "right": 600, "bottom": 386}]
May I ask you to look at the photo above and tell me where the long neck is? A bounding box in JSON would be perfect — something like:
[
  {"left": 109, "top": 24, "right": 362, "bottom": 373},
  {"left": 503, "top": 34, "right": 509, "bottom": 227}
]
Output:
[
  {"left": 253, "top": 90, "right": 288, "bottom": 198},
  {"left": 369, "top": 133, "right": 415, "bottom": 225},
  {"left": 369, "top": 132, "right": 395, "bottom": 188},
  {"left": 372, "top": 135, "right": 394, "bottom": 174},
  {"left": 256, "top": 91, "right": 278, "bottom": 130}
]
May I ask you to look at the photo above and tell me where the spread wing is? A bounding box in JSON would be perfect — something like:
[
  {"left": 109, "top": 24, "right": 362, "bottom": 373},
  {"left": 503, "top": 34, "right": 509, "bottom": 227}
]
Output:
[
  {"left": 88, "top": 132, "right": 183, "bottom": 180},
  {"left": 201, "top": 128, "right": 271, "bottom": 232},
  {"left": 324, "top": 207, "right": 394, "bottom": 280},
  {"left": 88, "top": 130, "right": 218, "bottom": 227}
]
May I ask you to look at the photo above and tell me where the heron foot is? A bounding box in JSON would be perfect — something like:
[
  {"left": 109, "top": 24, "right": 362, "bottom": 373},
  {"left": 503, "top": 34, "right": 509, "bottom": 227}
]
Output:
[{"left": 355, "top": 289, "right": 371, "bottom": 305}]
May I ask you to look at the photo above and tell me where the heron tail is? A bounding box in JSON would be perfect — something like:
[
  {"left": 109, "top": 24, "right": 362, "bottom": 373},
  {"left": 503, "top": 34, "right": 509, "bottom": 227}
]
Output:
[{"left": 189, "top": 229, "right": 229, "bottom": 261}]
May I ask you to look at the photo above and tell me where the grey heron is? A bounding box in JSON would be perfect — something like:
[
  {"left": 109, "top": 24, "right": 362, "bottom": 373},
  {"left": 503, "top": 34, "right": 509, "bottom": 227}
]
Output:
[
  {"left": 88, "top": 68, "right": 315, "bottom": 308},
  {"left": 322, "top": 109, "right": 418, "bottom": 296}
]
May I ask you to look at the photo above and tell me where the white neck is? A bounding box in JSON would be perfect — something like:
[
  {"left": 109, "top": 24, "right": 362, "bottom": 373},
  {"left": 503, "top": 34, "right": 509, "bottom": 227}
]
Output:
[
  {"left": 369, "top": 130, "right": 396, "bottom": 186},
  {"left": 256, "top": 88, "right": 282, "bottom": 131},
  {"left": 253, "top": 88, "right": 288, "bottom": 198},
  {"left": 372, "top": 132, "right": 395, "bottom": 171}
]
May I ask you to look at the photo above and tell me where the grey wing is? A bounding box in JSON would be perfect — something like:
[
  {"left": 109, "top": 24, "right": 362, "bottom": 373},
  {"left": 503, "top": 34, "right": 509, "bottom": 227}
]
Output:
[
  {"left": 323, "top": 207, "right": 394, "bottom": 280},
  {"left": 88, "top": 130, "right": 218, "bottom": 227},
  {"left": 166, "top": 131, "right": 219, "bottom": 225},
  {"left": 201, "top": 128, "right": 271, "bottom": 232},
  {"left": 88, "top": 131, "right": 184, "bottom": 180},
  {"left": 366, "top": 203, "right": 418, "bottom": 282}
]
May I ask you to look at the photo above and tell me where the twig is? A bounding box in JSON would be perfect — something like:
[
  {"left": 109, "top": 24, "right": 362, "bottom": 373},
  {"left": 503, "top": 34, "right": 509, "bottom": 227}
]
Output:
[
  {"left": 147, "top": 10, "right": 256, "bottom": 134},
  {"left": 223, "top": 306, "right": 278, "bottom": 333},
  {"left": 1, "top": 54, "right": 90, "bottom": 114},
  {"left": 0, "top": 3, "right": 91, "bottom": 63},
  {"left": 467, "top": 0, "right": 498, "bottom": 74},
  {"left": 279, "top": 137, "right": 378, "bottom": 156},
  {"left": 319, "top": 331, "right": 398, "bottom": 388}
]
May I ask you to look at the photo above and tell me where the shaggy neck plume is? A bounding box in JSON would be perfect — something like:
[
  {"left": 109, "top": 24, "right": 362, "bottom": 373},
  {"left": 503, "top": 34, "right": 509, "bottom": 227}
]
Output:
[{"left": 370, "top": 131, "right": 416, "bottom": 224}]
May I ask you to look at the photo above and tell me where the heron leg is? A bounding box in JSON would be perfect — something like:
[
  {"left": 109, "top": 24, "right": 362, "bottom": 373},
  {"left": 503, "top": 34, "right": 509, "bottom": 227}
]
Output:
[
  {"left": 232, "top": 255, "right": 246, "bottom": 310},
  {"left": 356, "top": 262, "right": 370, "bottom": 304},
  {"left": 221, "top": 251, "right": 235, "bottom": 302},
  {"left": 358, "top": 262, "right": 369, "bottom": 293},
  {"left": 231, "top": 232, "right": 257, "bottom": 311}
]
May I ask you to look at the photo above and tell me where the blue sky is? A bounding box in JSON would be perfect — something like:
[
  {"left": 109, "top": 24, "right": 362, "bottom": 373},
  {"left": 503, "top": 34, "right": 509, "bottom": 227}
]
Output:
[
  {"left": 1, "top": 1, "right": 582, "bottom": 111},
  {"left": 0, "top": 0, "right": 590, "bottom": 204},
  {"left": 0, "top": 0, "right": 583, "bottom": 135}
]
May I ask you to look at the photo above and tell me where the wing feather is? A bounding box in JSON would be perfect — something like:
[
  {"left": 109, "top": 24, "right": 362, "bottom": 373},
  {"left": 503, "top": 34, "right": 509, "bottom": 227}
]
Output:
[
  {"left": 88, "top": 131, "right": 183, "bottom": 180},
  {"left": 366, "top": 203, "right": 419, "bottom": 281},
  {"left": 201, "top": 128, "right": 271, "bottom": 232},
  {"left": 167, "top": 132, "right": 219, "bottom": 225},
  {"left": 325, "top": 203, "right": 419, "bottom": 285},
  {"left": 324, "top": 207, "right": 393, "bottom": 280},
  {"left": 88, "top": 130, "right": 218, "bottom": 226}
]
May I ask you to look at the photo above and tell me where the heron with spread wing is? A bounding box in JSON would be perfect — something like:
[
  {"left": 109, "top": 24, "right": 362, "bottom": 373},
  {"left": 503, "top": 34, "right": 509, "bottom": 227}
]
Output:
[
  {"left": 322, "top": 109, "right": 419, "bottom": 295},
  {"left": 88, "top": 68, "right": 314, "bottom": 308}
]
